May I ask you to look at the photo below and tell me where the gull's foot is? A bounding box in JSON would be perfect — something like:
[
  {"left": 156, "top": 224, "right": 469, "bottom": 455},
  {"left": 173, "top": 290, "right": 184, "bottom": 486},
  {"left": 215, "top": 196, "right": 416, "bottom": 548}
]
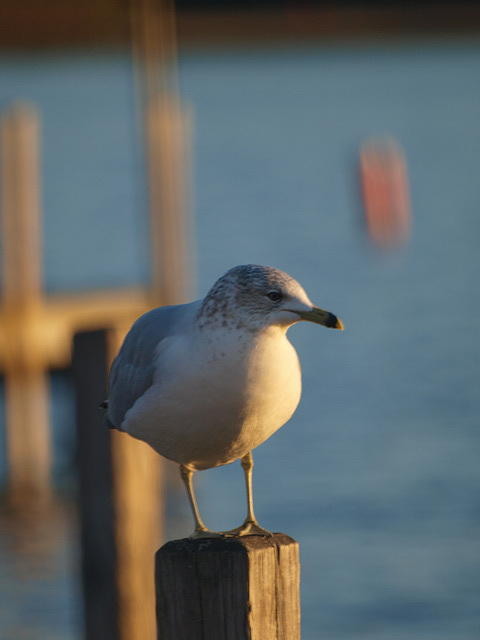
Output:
[
  {"left": 222, "top": 520, "right": 273, "bottom": 537},
  {"left": 189, "top": 528, "right": 225, "bottom": 540}
]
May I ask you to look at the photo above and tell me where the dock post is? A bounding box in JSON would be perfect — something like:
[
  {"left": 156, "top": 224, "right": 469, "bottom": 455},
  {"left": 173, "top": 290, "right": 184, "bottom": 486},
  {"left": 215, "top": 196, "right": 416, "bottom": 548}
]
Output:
[
  {"left": 0, "top": 103, "right": 52, "bottom": 505},
  {"left": 155, "top": 534, "right": 301, "bottom": 640},
  {"left": 73, "top": 329, "right": 162, "bottom": 640}
]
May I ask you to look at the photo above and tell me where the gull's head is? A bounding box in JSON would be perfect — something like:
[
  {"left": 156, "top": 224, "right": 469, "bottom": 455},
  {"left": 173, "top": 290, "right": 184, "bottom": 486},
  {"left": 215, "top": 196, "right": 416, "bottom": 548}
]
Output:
[{"left": 198, "top": 264, "right": 343, "bottom": 333}]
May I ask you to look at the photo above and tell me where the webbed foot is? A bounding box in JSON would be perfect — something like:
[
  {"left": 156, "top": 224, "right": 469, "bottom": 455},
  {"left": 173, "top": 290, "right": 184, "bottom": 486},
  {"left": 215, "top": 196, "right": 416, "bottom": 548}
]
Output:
[
  {"left": 188, "top": 527, "right": 225, "bottom": 540},
  {"left": 222, "top": 519, "right": 273, "bottom": 537}
]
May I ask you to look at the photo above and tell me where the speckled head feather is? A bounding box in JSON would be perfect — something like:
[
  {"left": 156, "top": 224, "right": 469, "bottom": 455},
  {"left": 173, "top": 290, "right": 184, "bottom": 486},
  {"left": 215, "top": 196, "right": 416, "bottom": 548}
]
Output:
[{"left": 197, "top": 264, "right": 310, "bottom": 332}]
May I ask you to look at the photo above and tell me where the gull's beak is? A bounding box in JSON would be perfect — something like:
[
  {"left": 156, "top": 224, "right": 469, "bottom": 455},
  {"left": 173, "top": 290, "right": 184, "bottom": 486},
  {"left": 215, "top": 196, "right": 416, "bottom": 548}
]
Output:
[{"left": 295, "top": 306, "right": 344, "bottom": 330}]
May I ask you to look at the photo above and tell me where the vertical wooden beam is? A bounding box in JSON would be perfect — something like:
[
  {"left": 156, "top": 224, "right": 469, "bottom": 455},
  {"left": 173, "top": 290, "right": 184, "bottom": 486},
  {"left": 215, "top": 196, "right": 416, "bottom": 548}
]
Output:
[
  {"left": 1, "top": 103, "right": 43, "bottom": 305},
  {"left": 155, "top": 534, "right": 301, "bottom": 640},
  {"left": 73, "top": 329, "right": 163, "bottom": 640},
  {"left": 111, "top": 429, "right": 162, "bottom": 640},
  {"left": 130, "top": 0, "right": 193, "bottom": 306},
  {"left": 0, "top": 103, "right": 52, "bottom": 504},
  {"left": 130, "top": 8, "right": 195, "bottom": 633},
  {"left": 3, "top": 368, "right": 51, "bottom": 503},
  {"left": 73, "top": 330, "right": 118, "bottom": 640},
  {"left": 146, "top": 96, "right": 193, "bottom": 305},
  {"left": 108, "top": 328, "right": 163, "bottom": 640}
]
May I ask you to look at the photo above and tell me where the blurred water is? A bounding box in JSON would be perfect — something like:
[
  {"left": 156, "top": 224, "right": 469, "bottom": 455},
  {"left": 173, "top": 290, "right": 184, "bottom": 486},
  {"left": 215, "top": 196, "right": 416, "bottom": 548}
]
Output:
[{"left": 1, "top": 41, "right": 480, "bottom": 639}]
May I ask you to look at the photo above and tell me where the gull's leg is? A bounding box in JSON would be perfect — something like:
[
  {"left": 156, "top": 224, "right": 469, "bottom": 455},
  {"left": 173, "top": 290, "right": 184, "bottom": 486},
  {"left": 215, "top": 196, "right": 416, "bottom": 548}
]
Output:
[
  {"left": 180, "top": 465, "right": 223, "bottom": 539},
  {"left": 222, "top": 451, "right": 272, "bottom": 537}
]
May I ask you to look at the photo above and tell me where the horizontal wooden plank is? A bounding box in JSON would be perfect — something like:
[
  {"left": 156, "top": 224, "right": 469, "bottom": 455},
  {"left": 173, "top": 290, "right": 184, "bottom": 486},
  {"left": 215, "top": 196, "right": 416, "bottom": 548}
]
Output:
[{"left": 0, "top": 287, "right": 155, "bottom": 370}]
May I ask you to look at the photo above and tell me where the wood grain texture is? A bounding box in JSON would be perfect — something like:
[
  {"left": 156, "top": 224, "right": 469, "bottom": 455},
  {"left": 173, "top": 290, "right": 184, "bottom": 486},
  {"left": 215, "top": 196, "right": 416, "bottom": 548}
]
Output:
[{"left": 156, "top": 534, "right": 300, "bottom": 640}]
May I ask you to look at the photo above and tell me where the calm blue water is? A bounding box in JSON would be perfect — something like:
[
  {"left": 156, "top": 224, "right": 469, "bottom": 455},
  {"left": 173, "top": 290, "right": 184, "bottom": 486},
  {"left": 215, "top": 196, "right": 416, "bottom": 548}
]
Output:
[{"left": 1, "top": 41, "right": 480, "bottom": 639}]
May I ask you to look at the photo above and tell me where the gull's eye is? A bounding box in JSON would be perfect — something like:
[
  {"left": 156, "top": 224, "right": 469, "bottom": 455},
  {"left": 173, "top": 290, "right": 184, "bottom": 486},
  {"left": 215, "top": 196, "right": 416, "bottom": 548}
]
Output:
[{"left": 267, "top": 290, "right": 282, "bottom": 302}]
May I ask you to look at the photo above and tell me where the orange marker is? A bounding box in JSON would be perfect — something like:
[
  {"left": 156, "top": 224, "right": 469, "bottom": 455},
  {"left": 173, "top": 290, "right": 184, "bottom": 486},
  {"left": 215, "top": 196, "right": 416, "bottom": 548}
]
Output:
[{"left": 359, "top": 138, "right": 411, "bottom": 249}]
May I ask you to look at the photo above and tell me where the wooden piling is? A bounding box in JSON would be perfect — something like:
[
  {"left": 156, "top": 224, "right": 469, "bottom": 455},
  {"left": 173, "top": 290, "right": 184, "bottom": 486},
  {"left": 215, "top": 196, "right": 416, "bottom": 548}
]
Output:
[
  {"left": 155, "top": 534, "right": 301, "bottom": 640},
  {"left": 130, "top": 0, "right": 193, "bottom": 306},
  {"left": 73, "top": 330, "right": 118, "bottom": 640},
  {"left": 109, "top": 326, "right": 162, "bottom": 640},
  {"left": 73, "top": 329, "right": 162, "bottom": 640},
  {"left": 146, "top": 95, "right": 193, "bottom": 305},
  {"left": 0, "top": 103, "right": 52, "bottom": 504}
]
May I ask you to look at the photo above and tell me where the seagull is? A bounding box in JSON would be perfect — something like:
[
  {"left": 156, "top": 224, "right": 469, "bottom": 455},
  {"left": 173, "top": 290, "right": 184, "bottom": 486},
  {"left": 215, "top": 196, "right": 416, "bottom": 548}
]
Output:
[{"left": 104, "top": 264, "right": 343, "bottom": 538}]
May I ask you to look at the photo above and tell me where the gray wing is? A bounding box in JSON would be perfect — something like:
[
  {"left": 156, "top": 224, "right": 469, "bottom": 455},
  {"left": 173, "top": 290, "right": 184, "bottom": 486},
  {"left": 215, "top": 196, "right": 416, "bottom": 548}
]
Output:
[{"left": 106, "top": 301, "right": 198, "bottom": 428}]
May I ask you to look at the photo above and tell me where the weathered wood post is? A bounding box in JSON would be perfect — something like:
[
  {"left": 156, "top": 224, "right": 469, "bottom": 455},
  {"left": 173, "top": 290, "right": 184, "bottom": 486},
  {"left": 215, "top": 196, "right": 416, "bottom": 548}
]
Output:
[
  {"left": 73, "top": 329, "right": 162, "bottom": 640},
  {"left": 155, "top": 534, "right": 301, "bottom": 639},
  {"left": 146, "top": 94, "right": 193, "bottom": 305},
  {"left": 0, "top": 103, "right": 52, "bottom": 505},
  {"left": 108, "top": 327, "right": 163, "bottom": 640},
  {"left": 130, "top": 0, "right": 193, "bottom": 306},
  {"left": 73, "top": 330, "right": 118, "bottom": 640}
]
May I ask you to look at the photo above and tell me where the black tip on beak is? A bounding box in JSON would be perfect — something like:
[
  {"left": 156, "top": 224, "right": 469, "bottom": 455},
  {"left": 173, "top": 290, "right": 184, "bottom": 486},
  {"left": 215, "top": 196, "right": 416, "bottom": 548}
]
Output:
[
  {"left": 327, "top": 313, "right": 344, "bottom": 330},
  {"left": 295, "top": 306, "right": 344, "bottom": 329}
]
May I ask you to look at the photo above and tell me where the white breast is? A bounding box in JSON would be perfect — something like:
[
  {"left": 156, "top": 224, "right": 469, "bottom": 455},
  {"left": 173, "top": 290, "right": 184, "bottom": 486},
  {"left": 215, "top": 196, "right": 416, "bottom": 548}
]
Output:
[{"left": 122, "top": 324, "right": 302, "bottom": 470}]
